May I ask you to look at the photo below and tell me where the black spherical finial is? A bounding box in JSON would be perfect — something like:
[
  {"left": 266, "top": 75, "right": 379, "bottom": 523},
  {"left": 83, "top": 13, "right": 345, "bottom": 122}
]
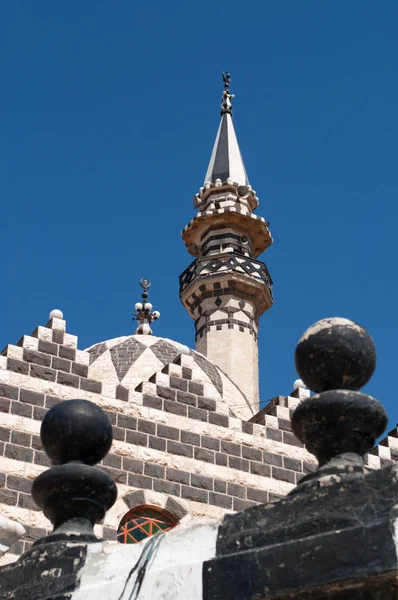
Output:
[
  {"left": 295, "top": 317, "right": 376, "bottom": 393},
  {"left": 291, "top": 318, "right": 387, "bottom": 489},
  {"left": 41, "top": 399, "right": 113, "bottom": 465}
]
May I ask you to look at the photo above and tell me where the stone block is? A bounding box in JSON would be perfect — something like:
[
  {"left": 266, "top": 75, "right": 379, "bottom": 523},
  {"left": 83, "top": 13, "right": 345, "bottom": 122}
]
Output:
[
  {"left": 247, "top": 487, "right": 269, "bottom": 503},
  {"left": 156, "top": 386, "right": 176, "bottom": 401},
  {"left": 11, "top": 401, "right": 32, "bottom": 418},
  {"left": 215, "top": 452, "right": 228, "bottom": 466},
  {"left": 123, "top": 458, "right": 144, "bottom": 474},
  {"left": 138, "top": 419, "right": 156, "bottom": 435},
  {"left": 158, "top": 424, "right": 180, "bottom": 441},
  {"left": 52, "top": 330, "right": 64, "bottom": 345},
  {"left": 144, "top": 463, "right": 165, "bottom": 479},
  {"left": 63, "top": 333, "right": 78, "bottom": 348},
  {"left": 181, "top": 485, "right": 208, "bottom": 503},
  {"left": 30, "top": 364, "right": 56, "bottom": 381},
  {"left": 263, "top": 451, "right": 283, "bottom": 467},
  {"left": 153, "top": 479, "right": 180, "bottom": 496},
  {"left": 209, "top": 412, "right": 229, "bottom": 427},
  {"left": 71, "top": 363, "right": 88, "bottom": 378},
  {"left": 167, "top": 468, "right": 190, "bottom": 485},
  {"left": 265, "top": 428, "right": 283, "bottom": 442},
  {"left": 272, "top": 466, "right": 296, "bottom": 484},
  {"left": 0, "top": 427, "right": 10, "bottom": 442},
  {"left": 221, "top": 440, "right": 241, "bottom": 457},
  {"left": 124, "top": 490, "right": 145, "bottom": 509},
  {"left": 38, "top": 340, "right": 58, "bottom": 356},
  {"left": 209, "top": 492, "right": 233, "bottom": 509},
  {"left": 20, "top": 389, "right": 44, "bottom": 406},
  {"left": 5, "top": 444, "right": 33, "bottom": 463},
  {"left": 228, "top": 456, "right": 249, "bottom": 472},
  {"left": 127, "top": 473, "right": 152, "bottom": 490},
  {"left": 250, "top": 462, "right": 271, "bottom": 478},
  {"left": 195, "top": 447, "right": 215, "bottom": 463},
  {"left": 117, "top": 415, "right": 137, "bottom": 430},
  {"left": 197, "top": 397, "right": 216, "bottom": 412},
  {"left": 52, "top": 357, "right": 71, "bottom": 373},
  {"left": 11, "top": 431, "right": 30, "bottom": 447},
  {"left": 59, "top": 346, "right": 76, "bottom": 361},
  {"left": 233, "top": 497, "right": 257, "bottom": 511},
  {"left": 191, "top": 474, "right": 213, "bottom": 490},
  {"left": 189, "top": 381, "right": 204, "bottom": 396},
  {"left": 283, "top": 457, "right": 303, "bottom": 472},
  {"left": 201, "top": 436, "right": 220, "bottom": 451},
  {"left": 33, "top": 451, "right": 51, "bottom": 467},
  {"left": 181, "top": 430, "right": 200, "bottom": 446},
  {"left": 0, "top": 398, "right": 11, "bottom": 413},
  {"left": 164, "top": 399, "right": 187, "bottom": 416},
  {"left": 0, "top": 489, "right": 18, "bottom": 506},
  {"left": 0, "top": 384, "right": 18, "bottom": 400},
  {"left": 176, "top": 390, "right": 197, "bottom": 407},
  {"left": 102, "top": 454, "right": 122, "bottom": 469},
  {"left": 74, "top": 349, "right": 89, "bottom": 365},
  {"left": 188, "top": 407, "right": 208, "bottom": 422},
  {"left": 228, "top": 482, "right": 245, "bottom": 498},
  {"left": 126, "top": 431, "right": 148, "bottom": 447},
  {"left": 80, "top": 378, "right": 101, "bottom": 393},
  {"left": 167, "top": 440, "right": 193, "bottom": 458},
  {"left": 165, "top": 496, "right": 188, "bottom": 519},
  {"left": 7, "top": 359, "right": 29, "bottom": 375},
  {"left": 148, "top": 436, "right": 166, "bottom": 451},
  {"left": 23, "top": 350, "right": 51, "bottom": 367}
]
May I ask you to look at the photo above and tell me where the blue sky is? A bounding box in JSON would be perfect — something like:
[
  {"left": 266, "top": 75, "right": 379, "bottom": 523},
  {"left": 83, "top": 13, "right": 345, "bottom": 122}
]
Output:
[{"left": 1, "top": 2, "right": 397, "bottom": 431}]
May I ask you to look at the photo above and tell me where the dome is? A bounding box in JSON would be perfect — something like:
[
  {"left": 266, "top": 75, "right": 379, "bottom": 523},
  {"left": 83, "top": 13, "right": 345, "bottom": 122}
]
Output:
[{"left": 85, "top": 335, "right": 252, "bottom": 418}]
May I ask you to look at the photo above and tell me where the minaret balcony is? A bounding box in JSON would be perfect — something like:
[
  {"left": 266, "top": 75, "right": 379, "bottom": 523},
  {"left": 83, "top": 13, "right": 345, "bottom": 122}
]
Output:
[
  {"left": 179, "top": 252, "right": 273, "bottom": 300},
  {"left": 181, "top": 208, "right": 273, "bottom": 259}
]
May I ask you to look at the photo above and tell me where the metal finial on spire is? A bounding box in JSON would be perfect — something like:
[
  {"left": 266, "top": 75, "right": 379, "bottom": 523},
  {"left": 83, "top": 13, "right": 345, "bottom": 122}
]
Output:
[
  {"left": 132, "top": 277, "right": 160, "bottom": 335},
  {"left": 221, "top": 71, "right": 235, "bottom": 116},
  {"left": 222, "top": 71, "right": 231, "bottom": 91}
]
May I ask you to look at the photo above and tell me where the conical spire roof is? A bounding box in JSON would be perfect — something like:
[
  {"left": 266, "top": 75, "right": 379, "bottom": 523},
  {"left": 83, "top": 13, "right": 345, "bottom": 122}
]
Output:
[{"left": 204, "top": 73, "right": 249, "bottom": 187}]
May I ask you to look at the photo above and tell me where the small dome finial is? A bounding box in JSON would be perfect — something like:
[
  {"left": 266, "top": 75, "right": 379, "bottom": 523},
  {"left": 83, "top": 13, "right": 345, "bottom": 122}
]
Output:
[
  {"left": 221, "top": 71, "right": 235, "bottom": 116},
  {"left": 132, "top": 278, "right": 160, "bottom": 335},
  {"left": 293, "top": 378, "right": 306, "bottom": 390},
  {"left": 49, "top": 309, "right": 63, "bottom": 320}
]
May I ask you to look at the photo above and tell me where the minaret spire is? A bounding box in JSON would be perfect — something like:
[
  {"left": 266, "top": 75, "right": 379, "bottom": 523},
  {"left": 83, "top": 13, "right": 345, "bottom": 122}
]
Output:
[
  {"left": 179, "top": 74, "right": 273, "bottom": 418},
  {"left": 204, "top": 72, "right": 249, "bottom": 188}
]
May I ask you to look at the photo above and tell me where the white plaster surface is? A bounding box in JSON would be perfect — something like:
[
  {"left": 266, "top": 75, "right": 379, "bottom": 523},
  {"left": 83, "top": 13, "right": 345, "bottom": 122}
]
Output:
[{"left": 73, "top": 517, "right": 219, "bottom": 599}]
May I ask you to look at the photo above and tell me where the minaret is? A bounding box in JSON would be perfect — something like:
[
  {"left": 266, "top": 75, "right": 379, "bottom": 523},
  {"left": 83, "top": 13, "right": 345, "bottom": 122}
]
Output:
[{"left": 179, "top": 73, "right": 273, "bottom": 416}]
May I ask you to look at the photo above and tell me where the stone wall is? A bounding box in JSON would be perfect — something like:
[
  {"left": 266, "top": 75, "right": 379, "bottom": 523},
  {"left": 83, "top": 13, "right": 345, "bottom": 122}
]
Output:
[{"left": 0, "top": 314, "right": 396, "bottom": 565}]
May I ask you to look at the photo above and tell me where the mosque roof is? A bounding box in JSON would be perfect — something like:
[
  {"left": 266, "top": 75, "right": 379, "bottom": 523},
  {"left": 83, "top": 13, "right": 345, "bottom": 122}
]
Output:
[{"left": 85, "top": 334, "right": 254, "bottom": 419}]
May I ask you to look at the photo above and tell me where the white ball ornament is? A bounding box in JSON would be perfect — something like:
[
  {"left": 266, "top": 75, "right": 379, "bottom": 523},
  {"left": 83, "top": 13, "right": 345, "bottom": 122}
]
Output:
[
  {"left": 49, "top": 309, "right": 63, "bottom": 320},
  {"left": 144, "top": 302, "right": 153, "bottom": 312},
  {"left": 293, "top": 378, "right": 306, "bottom": 390},
  {"left": 135, "top": 302, "right": 143, "bottom": 311}
]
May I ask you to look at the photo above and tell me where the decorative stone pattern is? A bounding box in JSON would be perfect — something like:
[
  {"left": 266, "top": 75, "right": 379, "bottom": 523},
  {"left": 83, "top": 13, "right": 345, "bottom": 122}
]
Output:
[
  {"left": 0, "top": 315, "right": 312, "bottom": 558},
  {"left": 0, "top": 314, "right": 396, "bottom": 564},
  {"left": 179, "top": 253, "right": 273, "bottom": 299},
  {"left": 85, "top": 333, "right": 250, "bottom": 419},
  {"left": 187, "top": 280, "right": 265, "bottom": 418},
  {"left": 109, "top": 338, "right": 147, "bottom": 380}
]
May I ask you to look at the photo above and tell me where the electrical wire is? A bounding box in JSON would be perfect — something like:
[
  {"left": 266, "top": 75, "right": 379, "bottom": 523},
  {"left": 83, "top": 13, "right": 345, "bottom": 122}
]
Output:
[{"left": 118, "top": 531, "right": 166, "bottom": 600}]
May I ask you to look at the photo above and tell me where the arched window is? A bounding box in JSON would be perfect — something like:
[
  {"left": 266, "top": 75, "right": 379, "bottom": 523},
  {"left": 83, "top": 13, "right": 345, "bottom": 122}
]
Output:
[{"left": 117, "top": 505, "right": 179, "bottom": 544}]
